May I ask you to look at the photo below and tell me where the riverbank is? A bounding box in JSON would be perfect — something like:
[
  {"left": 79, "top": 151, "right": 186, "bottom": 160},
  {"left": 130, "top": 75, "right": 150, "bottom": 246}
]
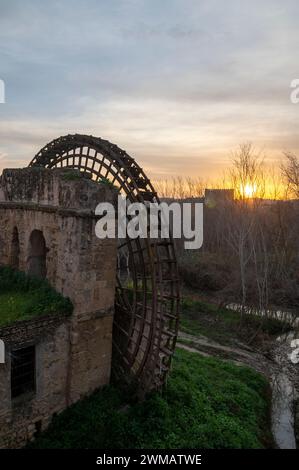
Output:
[{"left": 179, "top": 297, "right": 298, "bottom": 449}]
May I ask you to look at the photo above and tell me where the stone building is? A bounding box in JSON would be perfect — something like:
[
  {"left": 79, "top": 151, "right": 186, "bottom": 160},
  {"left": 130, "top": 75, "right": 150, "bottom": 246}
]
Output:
[
  {"left": 204, "top": 189, "right": 234, "bottom": 207},
  {"left": 0, "top": 167, "right": 117, "bottom": 448}
]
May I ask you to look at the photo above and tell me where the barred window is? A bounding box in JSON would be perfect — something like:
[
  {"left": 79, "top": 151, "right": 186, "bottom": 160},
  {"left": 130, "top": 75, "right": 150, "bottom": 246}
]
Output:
[{"left": 11, "top": 346, "right": 35, "bottom": 399}]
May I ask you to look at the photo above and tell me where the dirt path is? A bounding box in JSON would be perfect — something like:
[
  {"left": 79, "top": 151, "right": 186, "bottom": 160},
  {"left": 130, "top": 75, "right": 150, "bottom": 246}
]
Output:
[{"left": 178, "top": 331, "right": 273, "bottom": 376}]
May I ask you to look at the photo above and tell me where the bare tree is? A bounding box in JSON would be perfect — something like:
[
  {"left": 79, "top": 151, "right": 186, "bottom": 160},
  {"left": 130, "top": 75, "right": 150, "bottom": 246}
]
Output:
[
  {"left": 154, "top": 176, "right": 205, "bottom": 199},
  {"left": 281, "top": 153, "right": 299, "bottom": 198},
  {"left": 229, "top": 143, "right": 265, "bottom": 200},
  {"left": 223, "top": 144, "right": 266, "bottom": 316}
]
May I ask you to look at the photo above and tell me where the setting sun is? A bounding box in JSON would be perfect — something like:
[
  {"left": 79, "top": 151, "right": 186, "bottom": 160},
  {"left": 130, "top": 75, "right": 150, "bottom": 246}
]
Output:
[{"left": 241, "top": 183, "right": 257, "bottom": 198}]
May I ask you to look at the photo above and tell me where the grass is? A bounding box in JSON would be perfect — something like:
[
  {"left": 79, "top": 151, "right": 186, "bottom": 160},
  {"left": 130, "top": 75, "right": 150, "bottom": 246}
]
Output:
[
  {"left": 0, "top": 266, "right": 73, "bottom": 328},
  {"left": 180, "top": 297, "right": 290, "bottom": 346},
  {"left": 29, "top": 348, "right": 272, "bottom": 449}
]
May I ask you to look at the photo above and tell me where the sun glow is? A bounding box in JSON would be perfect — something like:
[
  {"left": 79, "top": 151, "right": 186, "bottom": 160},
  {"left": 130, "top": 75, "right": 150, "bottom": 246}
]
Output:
[{"left": 241, "top": 183, "right": 257, "bottom": 198}]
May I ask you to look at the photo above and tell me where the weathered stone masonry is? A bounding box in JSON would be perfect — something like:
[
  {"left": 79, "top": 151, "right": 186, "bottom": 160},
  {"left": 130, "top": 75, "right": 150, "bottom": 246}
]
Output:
[
  {"left": 0, "top": 168, "right": 118, "bottom": 448},
  {"left": 0, "top": 315, "right": 71, "bottom": 448}
]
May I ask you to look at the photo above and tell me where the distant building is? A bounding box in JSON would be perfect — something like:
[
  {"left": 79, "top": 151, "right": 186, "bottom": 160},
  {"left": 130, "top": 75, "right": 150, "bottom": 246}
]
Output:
[{"left": 204, "top": 189, "right": 234, "bottom": 207}]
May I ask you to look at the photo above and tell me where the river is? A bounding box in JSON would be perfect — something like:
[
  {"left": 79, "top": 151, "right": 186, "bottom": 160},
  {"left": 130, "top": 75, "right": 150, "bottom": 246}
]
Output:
[{"left": 227, "top": 303, "right": 298, "bottom": 449}]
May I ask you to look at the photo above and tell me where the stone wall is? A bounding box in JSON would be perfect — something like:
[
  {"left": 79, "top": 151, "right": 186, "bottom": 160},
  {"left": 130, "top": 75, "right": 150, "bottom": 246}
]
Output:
[
  {"left": 0, "top": 168, "right": 118, "bottom": 447},
  {"left": 0, "top": 315, "right": 70, "bottom": 448}
]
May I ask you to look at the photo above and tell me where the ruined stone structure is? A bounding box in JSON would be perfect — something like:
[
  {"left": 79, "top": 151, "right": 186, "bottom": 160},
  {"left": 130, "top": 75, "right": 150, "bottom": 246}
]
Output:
[
  {"left": 0, "top": 134, "right": 180, "bottom": 448},
  {"left": 0, "top": 167, "right": 117, "bottom": 447}
]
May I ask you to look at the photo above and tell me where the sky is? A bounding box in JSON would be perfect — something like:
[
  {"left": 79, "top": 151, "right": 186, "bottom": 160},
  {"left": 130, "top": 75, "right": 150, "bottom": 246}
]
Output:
[{"left": 1, "top": 0, "right": 299, "bottom": 181}]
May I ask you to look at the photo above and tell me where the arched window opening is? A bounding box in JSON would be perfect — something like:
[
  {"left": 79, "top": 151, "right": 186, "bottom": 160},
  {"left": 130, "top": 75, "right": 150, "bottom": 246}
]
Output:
[
  {"left": 10, "top": 227, "right": 20, "bottom": 270},
  {"left": 27, "top": 230, "right": 47, "bottom": 279}
]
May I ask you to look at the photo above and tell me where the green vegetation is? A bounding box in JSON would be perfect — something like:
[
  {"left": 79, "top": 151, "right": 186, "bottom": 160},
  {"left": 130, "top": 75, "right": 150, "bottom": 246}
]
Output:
[
  {"left": 180, "top": 297, "right": 290, "bottom": 345},
  {"left": 61, "top": 170, "right": 83, "bottom": 181},
  {"left": 0, "top": 266, "right": 73, "bottom": 327},
  {"left": 29, "top": 348, "right": 272, "bottom": 449},
  {"left": 99, "top": 177, "right": 118, "bottom": 190}
]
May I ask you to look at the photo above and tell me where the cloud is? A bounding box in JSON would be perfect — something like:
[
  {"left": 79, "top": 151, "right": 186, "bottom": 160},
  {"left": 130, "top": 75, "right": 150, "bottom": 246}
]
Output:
[
  {"left": 0, "top": 0, "right": 299, "bottom": 179},
  {"left": 1, "top": 95, "right": 299, "bottom": 179}
]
